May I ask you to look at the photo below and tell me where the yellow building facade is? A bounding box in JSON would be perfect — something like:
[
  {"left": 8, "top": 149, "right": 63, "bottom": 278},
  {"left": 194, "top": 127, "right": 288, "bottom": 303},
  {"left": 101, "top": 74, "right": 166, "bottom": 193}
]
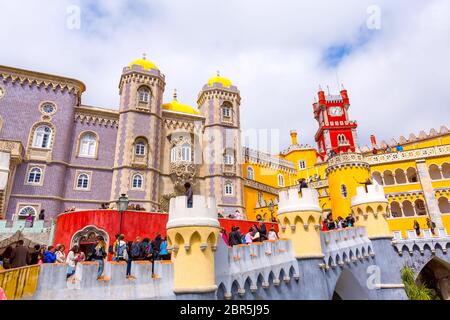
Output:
[{"left": 243, "top": 119, "right": 450, "bottom": 238}]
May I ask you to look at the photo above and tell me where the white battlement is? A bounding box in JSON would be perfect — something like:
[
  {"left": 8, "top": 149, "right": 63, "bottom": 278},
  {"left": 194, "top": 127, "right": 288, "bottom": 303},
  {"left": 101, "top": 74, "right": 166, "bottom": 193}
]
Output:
[
  {"left": 277, "top": 188, "right": 321, "bottom": 215},
  {"left": 351, "top": 183, "right": 387, "bottom": 207},
  {"left": 167, "top": 195, "right": 220, "bottom": 229}
]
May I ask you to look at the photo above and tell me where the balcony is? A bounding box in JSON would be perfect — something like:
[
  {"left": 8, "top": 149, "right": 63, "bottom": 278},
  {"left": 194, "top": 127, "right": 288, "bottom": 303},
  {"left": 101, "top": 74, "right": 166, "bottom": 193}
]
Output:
[
  {"left": 223, "top": 163, "right": 236, "bottom": 176},
  {"left": 131, "top": 154, "right": 148, "bottom": 168}
]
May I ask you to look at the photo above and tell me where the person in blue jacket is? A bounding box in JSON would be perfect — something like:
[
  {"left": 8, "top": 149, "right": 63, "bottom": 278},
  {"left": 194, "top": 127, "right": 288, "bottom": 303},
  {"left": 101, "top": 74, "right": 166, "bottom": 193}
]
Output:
[
  {"left": 43, "top": 246, "right": 57, "bottom": 263},
  {"left": 159, "top": 237, "right": 170, "bottom": 260}
]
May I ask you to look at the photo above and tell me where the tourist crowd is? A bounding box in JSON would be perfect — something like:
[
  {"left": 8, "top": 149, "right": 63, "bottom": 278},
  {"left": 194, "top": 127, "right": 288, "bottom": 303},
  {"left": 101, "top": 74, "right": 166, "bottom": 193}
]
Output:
[
  {"left": 0, "top": 233, "right": 170, "bottom": 280},
  {"left": 220, "top": 222, "right": 279, "bottom": 247},
  {"left": 322, "top": 212, "right": 356, "bottom": 231}
]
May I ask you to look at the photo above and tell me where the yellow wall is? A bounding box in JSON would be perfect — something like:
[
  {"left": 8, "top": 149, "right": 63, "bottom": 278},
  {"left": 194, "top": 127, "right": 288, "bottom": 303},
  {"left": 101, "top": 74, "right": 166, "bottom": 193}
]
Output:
[
  {"left": 328, "top": 165, "right": 371, "bottom": 218},
  {"left": 0, "top": 265, "right": 40, "bottom": 300}
]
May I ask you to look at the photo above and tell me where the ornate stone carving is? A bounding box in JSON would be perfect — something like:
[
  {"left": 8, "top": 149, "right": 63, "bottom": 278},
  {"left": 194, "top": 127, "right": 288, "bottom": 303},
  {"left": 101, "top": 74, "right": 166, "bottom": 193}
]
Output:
[{"left": 169, "top": 161, "right": 197, "bottom": 191}]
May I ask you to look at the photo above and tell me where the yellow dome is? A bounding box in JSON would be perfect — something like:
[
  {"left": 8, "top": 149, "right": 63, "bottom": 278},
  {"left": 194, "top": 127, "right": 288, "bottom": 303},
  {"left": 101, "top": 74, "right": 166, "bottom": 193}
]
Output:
[
  {"left": 128, "top": 58, "right": 159, "bottom": 71},
  {"left": 207, "top": 73, "right": 232, "bottom": 88},
  {"left": 162, "top": 92, "right": 200, "bottom": 115}
]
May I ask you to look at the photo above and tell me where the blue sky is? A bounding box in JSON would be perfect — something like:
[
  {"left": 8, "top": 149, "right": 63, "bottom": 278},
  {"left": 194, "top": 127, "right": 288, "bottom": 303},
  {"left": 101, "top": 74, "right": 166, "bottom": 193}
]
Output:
[{"left": 0, "top": 0, "right": 449, "bottom": 152}]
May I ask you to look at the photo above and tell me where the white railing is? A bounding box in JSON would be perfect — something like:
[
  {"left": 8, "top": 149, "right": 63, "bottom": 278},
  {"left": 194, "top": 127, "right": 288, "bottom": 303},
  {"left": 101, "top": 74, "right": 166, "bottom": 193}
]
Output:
[{"left": 365, "top": 145, "right": 450, "bottom": 165}]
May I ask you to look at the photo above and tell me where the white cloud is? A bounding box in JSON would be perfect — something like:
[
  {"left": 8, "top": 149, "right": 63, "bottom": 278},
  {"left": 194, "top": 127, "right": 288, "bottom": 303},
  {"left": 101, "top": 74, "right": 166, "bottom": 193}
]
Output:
[{"left": 0, "top": 0, "right": 448, "bottom": 151}]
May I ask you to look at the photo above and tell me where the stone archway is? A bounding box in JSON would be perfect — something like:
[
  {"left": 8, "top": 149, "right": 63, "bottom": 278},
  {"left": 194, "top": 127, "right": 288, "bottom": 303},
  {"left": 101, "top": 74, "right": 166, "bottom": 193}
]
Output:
[
  {"left": 70, "top": 225, "right": 109, "bottom": 254},
  {"left": 416, "top": 257, "right": 450, "bottom": 300},
  {"left": 332, "top": 269, "right": 369, "bottom": 300}
]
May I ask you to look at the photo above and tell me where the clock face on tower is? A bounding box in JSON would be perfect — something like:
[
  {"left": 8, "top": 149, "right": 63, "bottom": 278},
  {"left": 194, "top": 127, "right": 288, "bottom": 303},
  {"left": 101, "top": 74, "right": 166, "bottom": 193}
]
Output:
[{"left": 328, "top": 106, "right": 343, "bottom": 117}]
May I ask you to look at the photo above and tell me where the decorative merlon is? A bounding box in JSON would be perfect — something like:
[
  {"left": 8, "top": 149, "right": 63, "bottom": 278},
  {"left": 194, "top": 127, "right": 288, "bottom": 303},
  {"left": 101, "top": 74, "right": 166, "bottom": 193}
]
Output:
[
  {"left": 277, "top": 188, "right": 321, "bottom": 215},
  {"left": 351, "top": 183, "right": 388, "bottom": 207},
  {"left": 166, "top": 195, "right": 219, "bottom": 229}
]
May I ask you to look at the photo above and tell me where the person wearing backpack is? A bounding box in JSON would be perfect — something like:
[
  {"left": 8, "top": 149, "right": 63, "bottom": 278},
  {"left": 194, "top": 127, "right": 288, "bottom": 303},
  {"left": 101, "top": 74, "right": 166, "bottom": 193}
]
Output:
[
  {"left": 113, "top": 235, "right": 128, "bottom": 262},
  {"left": 140, "top": 238, "right": 153, "bottom": 261},
  {"left": 126, "top": 237, "right": 142, "bottom": 277}
]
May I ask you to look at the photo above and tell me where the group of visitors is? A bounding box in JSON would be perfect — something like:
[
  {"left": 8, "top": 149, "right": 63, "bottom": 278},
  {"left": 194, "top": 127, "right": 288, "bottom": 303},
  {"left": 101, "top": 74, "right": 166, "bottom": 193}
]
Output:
[
  {"left": 322, "top": 212, "right": 356, "bottom": 231},
  {"left": 220, "top": 223, "right": 278, "bottom": 247},
  {"left": 0, "top": 241, "right": 67, "bottom": 270},
  {"left": 107, "top": 233, "right": 170, "bottom": 279},
  {"left": 372, "top": 143, "right": 404, "bottom": 155}
]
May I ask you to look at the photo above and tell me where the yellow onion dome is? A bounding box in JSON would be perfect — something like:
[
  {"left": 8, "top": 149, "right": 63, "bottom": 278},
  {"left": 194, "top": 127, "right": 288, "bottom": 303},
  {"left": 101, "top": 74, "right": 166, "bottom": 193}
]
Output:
[
  {"left": 162, "top": 90, "right": 200, "bottom": 115},
  {"left": 128, "top": 55, "right": 159, "bottom": 71},
  {"left": 207, "top": 71, "right": 232, "bottom": 88}
]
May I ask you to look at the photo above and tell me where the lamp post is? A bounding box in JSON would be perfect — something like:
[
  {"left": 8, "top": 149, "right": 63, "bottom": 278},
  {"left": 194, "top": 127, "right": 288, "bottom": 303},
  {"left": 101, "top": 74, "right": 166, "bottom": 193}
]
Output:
[{"left": 116, "top": 194, "right": 129, "bottom": 235}]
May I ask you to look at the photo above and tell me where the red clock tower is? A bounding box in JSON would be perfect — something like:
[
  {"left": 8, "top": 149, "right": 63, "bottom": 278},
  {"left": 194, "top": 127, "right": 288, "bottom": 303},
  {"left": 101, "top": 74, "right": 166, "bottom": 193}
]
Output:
[{"left": 313, "top": 87, "right": 358, "bottom": 161}]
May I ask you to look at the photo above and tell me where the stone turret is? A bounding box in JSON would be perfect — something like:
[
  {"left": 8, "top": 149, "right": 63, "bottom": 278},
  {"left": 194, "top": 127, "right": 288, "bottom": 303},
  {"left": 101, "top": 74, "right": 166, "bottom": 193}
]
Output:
[
  {"left": 277, "top": 188, "right": 323, "bottom": 259},
  {"left": 166, "top": 195, "right": 220, "bottom": 298},
  {"left": 351, "top": 183, "right": 391, "bottom": 239}
]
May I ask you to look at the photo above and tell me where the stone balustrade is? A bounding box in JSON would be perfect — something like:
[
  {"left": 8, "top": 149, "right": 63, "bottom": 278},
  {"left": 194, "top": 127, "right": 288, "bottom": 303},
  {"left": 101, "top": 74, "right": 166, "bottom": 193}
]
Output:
[
  {"left": 320, "top": 227, "right": 374, "bottom": 269},
  {"left": 31, "top": 260, "right": 175, "bottom": 300},
  {"left": 392, "top": 227, "right": 450, "bottom": 255},
  {"left": 214, "top": 239, "right": 299, "bottom": 298}
]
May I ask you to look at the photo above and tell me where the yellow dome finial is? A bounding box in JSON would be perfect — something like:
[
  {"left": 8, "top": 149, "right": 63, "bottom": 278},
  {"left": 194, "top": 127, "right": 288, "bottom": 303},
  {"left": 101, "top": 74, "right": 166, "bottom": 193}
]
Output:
[
  {"left": 142, "top": 52, "right": 147, "bottom": 60},
  {"left": 217, "top": 70, "right": 220, "bottom": 77}
]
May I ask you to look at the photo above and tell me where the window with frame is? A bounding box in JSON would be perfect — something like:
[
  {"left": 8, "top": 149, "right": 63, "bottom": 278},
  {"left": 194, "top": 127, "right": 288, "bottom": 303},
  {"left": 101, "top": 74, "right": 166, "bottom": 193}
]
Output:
[
  {"left": 181, "top": 143, "right": 191, "bottom": 162},
  {"left": 76, "top": 173, "right": 90, "bottom": 190},
  {"left": 170, "top": 146, "right": 178, "bottom": 163},
  {"left": 222, "top": 103, "right": 232, "bottom": 122},
  {"left": 27, "top": 167, "right": 42, "bottom": 184},
  {"left": 138, "top": 87, "right": 151, "bottom": 103},
  {"left": 224, "top": 182, "right": 234, "bottom": 195},
  {"left": 224, "top": 152, "right": 234, "bottom": 165},
  {"left": 132, "top": 173, "right": 143, "bottom": 189},
  {"left": 79, "top": 132, "right": 97, "bottom": 157},
  {"left": 135, "top": 141, "right": 146, "bottom": 156},
  {"left": 18, "top": 206, "right": 37, "bottom": 219},
  {"left": 340, "top": 184, "right": 348, "bottom": 198},
  {"left": 298, "top": 160, "right": 306, "bottom": 169},
  {"left": 32, "top": 125, "right": 52, "bottom": 149},
  {"left": 247, "top": 166, "right": 254, "bottom": 180},
  {"left": 278, "top": 174, "right": 285, "bottom": 187}
]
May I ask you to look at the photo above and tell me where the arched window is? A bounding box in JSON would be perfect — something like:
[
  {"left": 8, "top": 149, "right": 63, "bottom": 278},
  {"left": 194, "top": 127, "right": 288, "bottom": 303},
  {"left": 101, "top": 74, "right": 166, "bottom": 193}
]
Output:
[
  {"left": 402, "top": 201, "right": 415, "bottom": 217},
  {"left": 18, "top": 206, "right": 37, "bottom": 219},
  {"left": 247, "top": 166, "right": 254, "bottom": 180},
  {"left": 224, "top": 181, "right": 234, "bottom": 195},
  {"left": 135, "top": 140, "right": 146, "bottom": 156},
  {"left": 181, "top": 143, "right": 191, "bottom": 162},
  {"left": 406, "top": 167, "right": 418, "bottom": 183},
  {"left": 138, "top": 87, "right": 151, "bottom": 103},
  {"left": 79, "top": 132, "right": 97, "bottom": 157},
  {"left": 32, "top": 125, "right": 52, "bottom": 148},
  {"left": 27, "top": 167, "right": 42, "bottom": 184},
  {"left": 438, "top": 197, "right": 450, "bottom": 214},
  {"left": 394, "top": 169, "right": 407, "bottom": 184},
  {"left": 390, "top": 201, "right": 402, "bottom": 217},
  {"left": 429, "top": 164, "right": 442, "bottom": 180},
  {"left": 340, "top": 184, "right": 348, "bottom": 198},
  {"left": 383, "top": 170, "right": 395, "bottom": 185},
  {"left": 132, "top": 173, "right": 143, "bottom": 189},
  {"left": 76, "top": 173, "right": 90, "bottom": 190},
  {"left": 278, "top": 174, "right": 285, "bottom": 187},
  {"left": 372, "top": 172, "right": 383, "bottom": 185},
  {"left": 414, "top": 199, "right": 427, "bottom": 215},
  {"left": 442, "top": 163, "right": 450, "bottom": 179}
]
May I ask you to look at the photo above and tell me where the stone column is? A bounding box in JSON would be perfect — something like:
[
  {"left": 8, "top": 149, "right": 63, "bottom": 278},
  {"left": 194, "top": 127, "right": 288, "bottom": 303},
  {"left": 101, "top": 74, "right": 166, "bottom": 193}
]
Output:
[{"left": 415, "top": 159, "right": 443, "bottom": 228}]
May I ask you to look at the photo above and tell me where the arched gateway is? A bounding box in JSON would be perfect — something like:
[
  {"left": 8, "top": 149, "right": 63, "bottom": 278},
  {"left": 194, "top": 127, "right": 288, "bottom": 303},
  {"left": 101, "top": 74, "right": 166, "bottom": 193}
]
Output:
[{"left": 70, "top": 225, "right": 110, "bottom": 254}]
